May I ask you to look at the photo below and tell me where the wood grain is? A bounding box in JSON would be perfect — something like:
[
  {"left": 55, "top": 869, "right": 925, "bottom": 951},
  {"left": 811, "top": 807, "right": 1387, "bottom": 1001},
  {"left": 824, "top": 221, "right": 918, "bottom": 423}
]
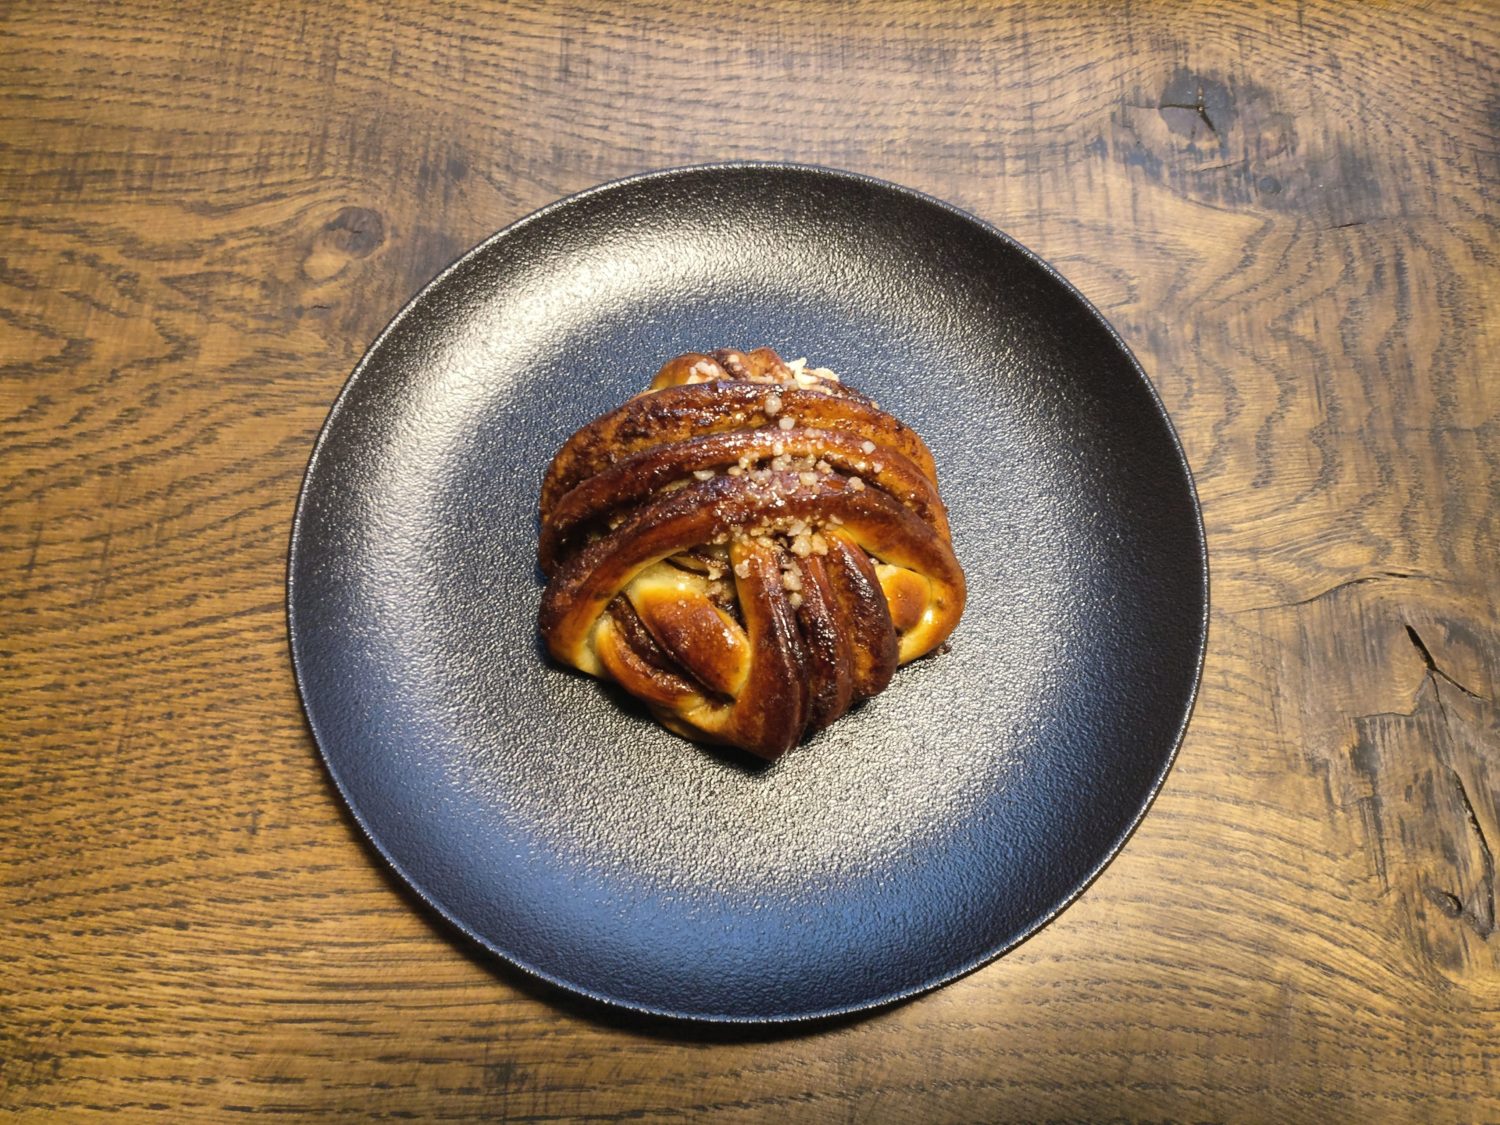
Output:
[{"left": 2, "top": 0, "right": 1496, "bottom": 1119}]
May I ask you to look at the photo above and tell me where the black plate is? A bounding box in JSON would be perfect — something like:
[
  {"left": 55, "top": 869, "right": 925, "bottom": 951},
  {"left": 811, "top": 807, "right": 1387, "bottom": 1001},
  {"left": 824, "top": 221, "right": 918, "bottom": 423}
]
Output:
[{"left": 288, "top": 163, "right": 1208, "bottom": 1024}]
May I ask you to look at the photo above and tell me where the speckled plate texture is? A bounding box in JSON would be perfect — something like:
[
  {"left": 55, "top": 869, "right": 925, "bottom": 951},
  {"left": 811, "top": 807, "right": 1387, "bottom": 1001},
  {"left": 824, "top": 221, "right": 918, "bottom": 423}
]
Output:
[{"left": 288, "top": 163, "right": 1208, "bottom": 1025}]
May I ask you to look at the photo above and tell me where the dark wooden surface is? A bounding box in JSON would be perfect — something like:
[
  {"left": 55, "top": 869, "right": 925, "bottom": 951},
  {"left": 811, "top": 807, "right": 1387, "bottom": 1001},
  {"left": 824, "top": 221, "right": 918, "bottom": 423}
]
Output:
[{"left": 3, "top": 1, "right": 1497, "bottom": 1119}]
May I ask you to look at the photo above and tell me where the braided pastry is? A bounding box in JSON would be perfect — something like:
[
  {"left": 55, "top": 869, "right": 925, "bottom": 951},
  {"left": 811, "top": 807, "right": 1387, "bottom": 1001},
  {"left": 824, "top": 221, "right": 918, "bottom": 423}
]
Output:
[{"left": 538, "top": 347, "right": 966, "bottom": 761}]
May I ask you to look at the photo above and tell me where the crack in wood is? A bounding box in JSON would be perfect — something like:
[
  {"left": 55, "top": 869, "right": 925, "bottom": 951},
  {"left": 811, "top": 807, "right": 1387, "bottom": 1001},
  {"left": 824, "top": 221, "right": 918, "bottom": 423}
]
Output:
[
  {"left": 1405, "top": 624, "right": 1486, "bottom": 702},
  {"left": 1232, "top": 571, "right": 1429, "bottom": 615},
  {"left": 1347, "top": 624, "right": 1497, "bottom": 944},
  {"left": 1423, "top": 885, "right": 1464, "bottom": 918},
  {"left": 1403, "top": 624, "right": 1498, "bottom": 940},
  {"left": 1159, "top": 83, "right": 1219, "bottom": 139},
  {"left": 1448, "top": 767, "right": 1497, "bottom": 938}
]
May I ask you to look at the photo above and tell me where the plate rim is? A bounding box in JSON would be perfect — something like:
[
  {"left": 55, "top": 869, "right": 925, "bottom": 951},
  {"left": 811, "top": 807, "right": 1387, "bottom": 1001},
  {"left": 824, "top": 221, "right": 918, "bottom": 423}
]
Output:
[{"left": 286, "top": 160, "right": 1211, "bottom": 1025}]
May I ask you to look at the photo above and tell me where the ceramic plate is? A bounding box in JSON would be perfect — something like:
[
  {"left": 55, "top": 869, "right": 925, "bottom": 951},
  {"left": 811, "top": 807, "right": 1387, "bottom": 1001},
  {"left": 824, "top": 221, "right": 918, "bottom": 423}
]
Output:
[{"left": 288, "top": 164, "right": 1207, "bottom": 1023}]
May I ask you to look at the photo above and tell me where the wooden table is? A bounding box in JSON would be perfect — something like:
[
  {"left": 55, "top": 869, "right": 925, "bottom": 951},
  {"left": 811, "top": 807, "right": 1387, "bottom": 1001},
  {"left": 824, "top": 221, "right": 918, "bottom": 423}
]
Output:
[{"left": 4, "top": 1, "right": 1496, "bottom": 1119}]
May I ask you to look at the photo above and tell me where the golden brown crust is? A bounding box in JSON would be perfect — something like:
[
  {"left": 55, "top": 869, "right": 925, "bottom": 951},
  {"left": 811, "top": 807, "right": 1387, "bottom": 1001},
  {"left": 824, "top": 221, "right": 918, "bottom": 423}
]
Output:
[
  {"left": 538, "top": 426, "right": 948, "bottom": 573},
  {"left": 537, "top": 349, "right": 966, "bottom": 760},
  {"left": 539, "top": 381, "right": 937, "bottom": 518}
]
